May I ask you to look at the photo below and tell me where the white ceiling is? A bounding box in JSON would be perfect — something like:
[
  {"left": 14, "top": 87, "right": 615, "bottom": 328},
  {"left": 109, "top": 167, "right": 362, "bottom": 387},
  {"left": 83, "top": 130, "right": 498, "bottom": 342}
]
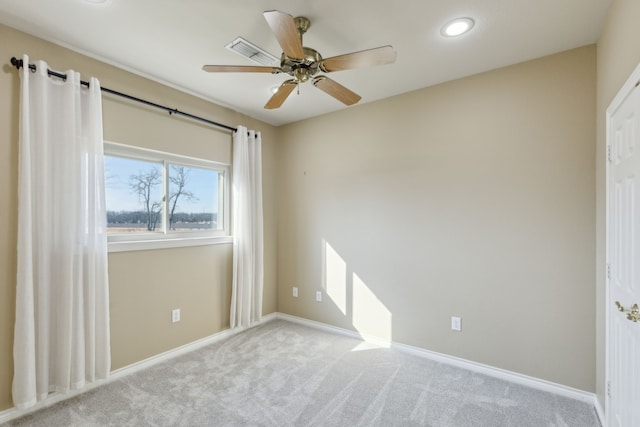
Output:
[{"left": 0, "top": 0, "right": 612, "bottom": 126}]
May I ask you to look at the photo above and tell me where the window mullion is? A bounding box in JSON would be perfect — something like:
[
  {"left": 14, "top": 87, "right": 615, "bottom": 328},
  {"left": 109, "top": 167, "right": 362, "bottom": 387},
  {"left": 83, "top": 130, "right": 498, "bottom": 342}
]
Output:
[{"left": 163, "top": 160, "right": 169, "bottom": 234}]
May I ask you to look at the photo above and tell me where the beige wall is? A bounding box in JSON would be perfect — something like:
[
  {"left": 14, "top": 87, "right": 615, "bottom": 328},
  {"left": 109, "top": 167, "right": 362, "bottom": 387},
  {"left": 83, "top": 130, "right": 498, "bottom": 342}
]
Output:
[
  {"left": 595, "top": 0, "right": 640, "bottom": 410},
  {"left": 277, "top": 45, "right": 596, "bottom": 391},
  {"left": 0, "top": 23, "right": 278, "bottom": 410}
]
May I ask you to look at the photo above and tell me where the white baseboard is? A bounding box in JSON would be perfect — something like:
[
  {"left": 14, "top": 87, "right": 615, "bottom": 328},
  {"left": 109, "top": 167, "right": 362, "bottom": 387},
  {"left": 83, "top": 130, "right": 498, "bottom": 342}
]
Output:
[
  {"left": 0, "top": 312, "right": 601, "bottom": 425},
  {"left": 276, "top": 312, "right": 391, "bottom": 346},
  {"left": 0, "top": 313, "right": 277, "bottom": 424},
  {"left": 109, "top": 312, "right": 276, "bottom": 381},
  {"left": 594, "top": 396, "right": 606, "bottom": 427},
  {"left": 276, "top": 313, "right": 602, "bottom": 411}
]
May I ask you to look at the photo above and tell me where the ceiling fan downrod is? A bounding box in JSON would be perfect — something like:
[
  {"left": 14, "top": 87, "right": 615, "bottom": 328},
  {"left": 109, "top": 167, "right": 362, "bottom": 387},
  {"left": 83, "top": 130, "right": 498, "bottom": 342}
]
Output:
[{"left": 294, "top": 16, "right": 310, "bottom": 41}]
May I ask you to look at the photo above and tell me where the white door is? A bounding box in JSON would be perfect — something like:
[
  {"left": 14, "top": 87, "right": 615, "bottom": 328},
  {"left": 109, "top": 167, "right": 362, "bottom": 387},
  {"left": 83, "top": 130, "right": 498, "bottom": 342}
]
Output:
[{"left": 607, "top": 66, "right": 640, "bottom": 427}]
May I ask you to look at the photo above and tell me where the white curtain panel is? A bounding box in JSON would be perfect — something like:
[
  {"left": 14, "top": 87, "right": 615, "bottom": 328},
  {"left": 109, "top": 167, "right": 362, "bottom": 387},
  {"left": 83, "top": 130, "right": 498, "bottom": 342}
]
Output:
[
  {"left": 13, "top": 55, "right": 111, "bottom": 409},
  {"left": 230, "top": 126, "right": 264, "bottom": 328}
]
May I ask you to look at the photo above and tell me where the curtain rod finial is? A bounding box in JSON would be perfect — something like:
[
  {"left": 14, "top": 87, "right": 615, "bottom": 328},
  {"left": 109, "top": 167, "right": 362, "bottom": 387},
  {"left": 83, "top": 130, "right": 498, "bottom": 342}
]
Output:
[{"left": 10, "top": 57, "right": 22, "bottom": 68}]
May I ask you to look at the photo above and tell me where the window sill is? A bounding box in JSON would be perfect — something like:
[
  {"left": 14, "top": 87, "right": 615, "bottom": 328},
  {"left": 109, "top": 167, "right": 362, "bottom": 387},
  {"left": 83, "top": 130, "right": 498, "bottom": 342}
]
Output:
[{"left": 108, "top": 235, "right": 233, "bottom": 253}]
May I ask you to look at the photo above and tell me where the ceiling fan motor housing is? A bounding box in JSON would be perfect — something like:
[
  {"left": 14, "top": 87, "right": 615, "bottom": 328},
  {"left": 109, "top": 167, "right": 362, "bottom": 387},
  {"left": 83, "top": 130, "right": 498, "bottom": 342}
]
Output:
[{"left": 280, "top": 47, "right": 321, "bottom": 82}]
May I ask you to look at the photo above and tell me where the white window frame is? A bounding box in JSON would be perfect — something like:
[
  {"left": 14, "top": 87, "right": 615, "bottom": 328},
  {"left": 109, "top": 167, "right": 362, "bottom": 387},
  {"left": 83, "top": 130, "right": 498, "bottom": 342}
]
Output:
[{"left": 104, "top": 141, "right": 232, "bottom": 252}]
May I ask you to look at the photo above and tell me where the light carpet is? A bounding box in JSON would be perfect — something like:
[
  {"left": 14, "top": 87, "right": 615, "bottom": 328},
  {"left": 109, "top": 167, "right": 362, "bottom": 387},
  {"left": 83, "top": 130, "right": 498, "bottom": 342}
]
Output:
[{"left": 4, "top": 319, "right": 600, "bottom": 426}]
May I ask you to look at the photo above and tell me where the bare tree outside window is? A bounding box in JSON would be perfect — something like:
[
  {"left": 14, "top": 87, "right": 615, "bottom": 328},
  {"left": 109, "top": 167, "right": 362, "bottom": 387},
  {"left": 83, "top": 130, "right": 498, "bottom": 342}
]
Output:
[
  {"left": 129, "top": 168, "right": 162, "bottom": 231},
  {"left": 168, "top": 166, "right": 198, "bottom": 230}
]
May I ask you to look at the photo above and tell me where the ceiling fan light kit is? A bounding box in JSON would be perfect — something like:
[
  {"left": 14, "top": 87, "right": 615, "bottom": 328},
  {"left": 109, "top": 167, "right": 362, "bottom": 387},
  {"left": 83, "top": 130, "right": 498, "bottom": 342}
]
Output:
[{"left": 203, "top": 10, "right": 397, "bottom": 110}]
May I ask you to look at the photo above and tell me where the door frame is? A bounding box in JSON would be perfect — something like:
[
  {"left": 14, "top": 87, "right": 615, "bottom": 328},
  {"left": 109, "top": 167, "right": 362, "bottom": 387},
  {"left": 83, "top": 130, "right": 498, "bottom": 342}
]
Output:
[{"left": 605, "top": 62, "right": 640, "bottom": 427}]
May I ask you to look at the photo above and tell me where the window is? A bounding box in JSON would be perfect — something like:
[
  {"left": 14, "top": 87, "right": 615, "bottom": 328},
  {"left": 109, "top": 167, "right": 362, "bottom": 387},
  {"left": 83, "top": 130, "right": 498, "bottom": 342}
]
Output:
[{"left": 104, "top": 142, "right": 230, "bottom": 251}]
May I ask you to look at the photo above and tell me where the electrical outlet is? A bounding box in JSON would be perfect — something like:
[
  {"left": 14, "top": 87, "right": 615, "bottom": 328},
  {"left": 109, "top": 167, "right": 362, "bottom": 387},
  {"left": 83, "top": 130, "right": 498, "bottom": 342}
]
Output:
[
  {"left": 316, "top": 291, "right": 322, "bottom": 302},
  {"left": 172, "top": 308, "right": 181, "bottom": 323},
  {"left": 293, "top": 287, "right": 298, "bottom": 297},
  {"left": 451, "top": 316, "right": 461, "bottom": 331}
]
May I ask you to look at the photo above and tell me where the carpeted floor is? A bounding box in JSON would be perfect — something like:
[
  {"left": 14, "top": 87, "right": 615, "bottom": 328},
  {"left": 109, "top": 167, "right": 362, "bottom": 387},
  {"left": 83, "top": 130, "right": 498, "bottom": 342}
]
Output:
[{"left": 3, "top": 319, "right": 600, "bottom": 426}]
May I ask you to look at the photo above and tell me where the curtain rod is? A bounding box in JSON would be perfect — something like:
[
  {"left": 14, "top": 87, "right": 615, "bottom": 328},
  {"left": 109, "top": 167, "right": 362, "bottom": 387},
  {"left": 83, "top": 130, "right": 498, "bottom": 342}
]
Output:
[{"left": 9, "top": 57, "right": 238, "bottom": 133}]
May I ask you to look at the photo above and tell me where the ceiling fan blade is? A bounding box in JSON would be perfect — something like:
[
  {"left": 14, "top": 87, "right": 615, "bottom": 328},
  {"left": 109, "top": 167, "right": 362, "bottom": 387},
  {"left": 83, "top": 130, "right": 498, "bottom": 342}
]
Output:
[
  {"left": 312, "top": 76, "right": 361, "bottom": 106},
  {"left": 264, "top": 80, "right": 298, "bottom": 109},
  {"left": 202, "top": 65, "right": 281, "bottom": 73},
  {"left": 263, "top": 10, "right": 304, "bottom": 60},
  {"left": 318, "top": 46, "right": 396, "bottom": 73}
]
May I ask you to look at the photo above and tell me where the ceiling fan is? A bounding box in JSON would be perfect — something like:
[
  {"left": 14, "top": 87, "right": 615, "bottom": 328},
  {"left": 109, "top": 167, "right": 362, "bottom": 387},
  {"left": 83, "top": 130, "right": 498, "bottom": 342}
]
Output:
[{"left": 202, "top": 10, "right": 397, "bottom": 109}]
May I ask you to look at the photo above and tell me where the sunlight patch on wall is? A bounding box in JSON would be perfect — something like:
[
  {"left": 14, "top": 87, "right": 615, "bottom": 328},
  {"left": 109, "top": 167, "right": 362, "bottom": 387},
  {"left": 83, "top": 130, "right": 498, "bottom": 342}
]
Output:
[
  {"left": 352, "top": 273, "right": 392, "bottom": 341},
  {"left": 322, "top": 240, "right": 347, "bottom": 315}
]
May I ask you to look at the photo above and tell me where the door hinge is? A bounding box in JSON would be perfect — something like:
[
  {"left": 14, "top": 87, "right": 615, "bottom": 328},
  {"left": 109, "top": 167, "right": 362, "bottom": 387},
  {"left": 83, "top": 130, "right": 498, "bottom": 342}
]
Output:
[
  {"left": 607, "top": 381, "right": 611, "bottom": 398},
  {"left": 607, "top": 145, "right": 612, "bottom": 163},
  {"left": 607, "top": 263, "right": 611, "bottom": 280}
]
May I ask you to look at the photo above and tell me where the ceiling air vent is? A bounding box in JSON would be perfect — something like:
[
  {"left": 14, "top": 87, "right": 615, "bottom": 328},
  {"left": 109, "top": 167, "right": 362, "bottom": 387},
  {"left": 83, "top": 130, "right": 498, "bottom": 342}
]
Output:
[{"left": 225, "top": 37, "right": 279, "bottom": 66}]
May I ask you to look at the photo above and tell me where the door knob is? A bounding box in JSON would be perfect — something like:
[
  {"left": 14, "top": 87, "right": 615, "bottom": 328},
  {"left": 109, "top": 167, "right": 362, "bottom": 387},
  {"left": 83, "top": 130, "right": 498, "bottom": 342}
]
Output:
[{"left": 615, "top": 301, "right": 640, "bottom": 322}]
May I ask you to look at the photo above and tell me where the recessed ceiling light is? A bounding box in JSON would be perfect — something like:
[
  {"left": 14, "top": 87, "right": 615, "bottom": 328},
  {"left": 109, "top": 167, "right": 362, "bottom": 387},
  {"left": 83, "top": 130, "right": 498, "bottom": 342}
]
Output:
[
  {"left": 441, "top": 17, "right": 475, "bottom": 37},
  {"left": 84, "top": 0, "right": 108, "bottom": 3}
]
